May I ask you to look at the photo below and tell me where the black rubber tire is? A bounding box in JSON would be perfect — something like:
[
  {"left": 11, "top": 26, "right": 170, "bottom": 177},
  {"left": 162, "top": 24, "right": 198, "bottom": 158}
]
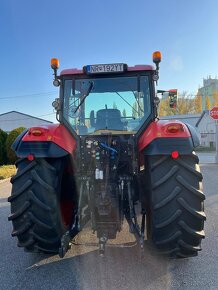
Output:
[
  {"left": 145, "top": 152, "right": 206, "bottom": 258},
  {"left": 8, "top": 157, "right": 76, "bottom": 253}
]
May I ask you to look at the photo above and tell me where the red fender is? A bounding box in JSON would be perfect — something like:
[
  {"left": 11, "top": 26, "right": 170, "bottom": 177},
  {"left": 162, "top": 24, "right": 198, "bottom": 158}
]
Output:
[
  {"left": 22, "top": 124, "right": 77, "bottom": 153},
  {"left": 138, "top": 120, "right": 191, "bottom": 152}
]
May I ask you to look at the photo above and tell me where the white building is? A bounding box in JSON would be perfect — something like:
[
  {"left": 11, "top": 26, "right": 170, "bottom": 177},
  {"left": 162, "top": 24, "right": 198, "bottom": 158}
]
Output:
[
  {"left": 196, "top": 110, "right": 216, "bottom": 147},
  {"left": 160, "top": 113, "right": 201, "bottom": 127},
  {"left": 0, "top": 111, "right": 53, "bottom": 133}
]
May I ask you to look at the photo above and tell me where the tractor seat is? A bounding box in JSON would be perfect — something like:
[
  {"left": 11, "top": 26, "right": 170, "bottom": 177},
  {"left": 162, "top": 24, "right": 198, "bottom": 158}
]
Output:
[{"left": 95, "top": 109, "right": 124, "bottom": 130}]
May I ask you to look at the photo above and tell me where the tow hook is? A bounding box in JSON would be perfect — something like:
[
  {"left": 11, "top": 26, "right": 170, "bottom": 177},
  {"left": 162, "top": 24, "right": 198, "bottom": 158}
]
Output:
[{"left": 99, "top": 236, "right": 108, "bottom": 256}]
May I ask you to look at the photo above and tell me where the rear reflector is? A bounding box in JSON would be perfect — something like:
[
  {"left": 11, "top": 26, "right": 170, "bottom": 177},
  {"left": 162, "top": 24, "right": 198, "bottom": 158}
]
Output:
[
  {"left": 27, "top": 154, "right": 34, "bottom": 161},
  {"left": 171, "top": 151, "right": 179, "bottom": 159}
]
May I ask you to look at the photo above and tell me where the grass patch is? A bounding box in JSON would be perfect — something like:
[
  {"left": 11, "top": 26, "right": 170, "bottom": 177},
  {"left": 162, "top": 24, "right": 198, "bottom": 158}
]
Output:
[{"left": 0, "top": 165, "right": 16, "bottom": 180}]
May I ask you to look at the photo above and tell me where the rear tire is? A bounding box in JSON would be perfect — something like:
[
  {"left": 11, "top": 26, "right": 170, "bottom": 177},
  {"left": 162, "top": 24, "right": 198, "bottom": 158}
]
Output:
[
  {"left": 145, "top": 152, "right": 206, "bottom": 258},
  {"left": 8, "top": 157, "right": 76, "bottom": 253}
]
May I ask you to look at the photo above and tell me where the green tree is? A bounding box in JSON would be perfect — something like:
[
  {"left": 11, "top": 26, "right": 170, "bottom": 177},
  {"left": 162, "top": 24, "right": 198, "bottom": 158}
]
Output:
[
  {"left": 113, "top": 102, "right": 117, "bottom": 109},
  {"left": 159, "top": 92, "right": 196, "bottom": 116},
  {"left": 205, "top": 95, "right": 211, "bottom": 110},
  {"left": 122, "top": 109, "right": 127, "bottom": 117},
  {"left": 0, "top": 129, "right": 8, "bottom": 165},
  {"left": 6, "top": 127, "right": 26, "bottom": 164},
  {"left": 138, "top": 99, "right": 144, "bottom": 118},
  {"left": 193, "top": 94, "right": 203, "bottom": 113},
  {"left": 132, "top": 102, "right": 138, "bottom": 119},
  {"left": 212, "top": 92, "right": 218, "bottom": 107}
]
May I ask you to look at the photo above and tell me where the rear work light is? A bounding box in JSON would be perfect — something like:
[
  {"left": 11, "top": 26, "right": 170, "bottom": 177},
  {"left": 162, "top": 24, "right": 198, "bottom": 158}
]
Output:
[{"left": 166, "top": 124, "right": 184, "bottom": 133}]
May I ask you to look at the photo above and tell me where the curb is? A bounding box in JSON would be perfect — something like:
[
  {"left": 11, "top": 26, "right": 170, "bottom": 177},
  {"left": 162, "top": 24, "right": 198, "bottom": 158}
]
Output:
[{"left": 0, "top": 178, "right": 11, "bottom": 184}]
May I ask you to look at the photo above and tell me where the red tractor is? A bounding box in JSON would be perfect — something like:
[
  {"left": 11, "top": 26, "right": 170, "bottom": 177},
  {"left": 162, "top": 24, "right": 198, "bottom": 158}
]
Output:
[{"left": 8, "top": 52, "right": 205, "bottom": 258}]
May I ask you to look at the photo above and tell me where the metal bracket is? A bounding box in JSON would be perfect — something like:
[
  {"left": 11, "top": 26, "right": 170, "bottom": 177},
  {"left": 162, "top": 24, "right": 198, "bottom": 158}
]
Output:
[
  {"left": 59, "top": 231, "right": 71, "bottom": 258},
  {"left": 99, "top": 236, "right": 108, "bottom": 256}
]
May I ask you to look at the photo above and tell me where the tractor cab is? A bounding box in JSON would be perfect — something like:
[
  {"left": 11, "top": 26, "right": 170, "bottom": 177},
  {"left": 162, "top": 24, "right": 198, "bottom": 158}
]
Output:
[
  {"left": 62, "top": 71, "right": 153, "bottom": 136},
  {"left": 51, "top": 57, "right": 161, "bottom": 138}
]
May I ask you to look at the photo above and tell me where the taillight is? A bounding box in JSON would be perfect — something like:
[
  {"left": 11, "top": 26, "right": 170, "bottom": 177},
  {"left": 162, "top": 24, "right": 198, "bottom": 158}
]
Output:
[
  {"left": 166, "top": 124, "right": 184, "bottom": 133},
  {"left": 31, "top": 129, "right": 43, "bottom": 136},
  {"left": 28, "top": 127, "right": 48, "bottom": 136}
]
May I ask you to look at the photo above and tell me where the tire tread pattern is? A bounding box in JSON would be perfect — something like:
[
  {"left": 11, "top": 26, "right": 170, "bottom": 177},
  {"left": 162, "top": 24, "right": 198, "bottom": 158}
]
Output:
[
  {"left": 146, "top": 152, "right": 205, "bottom": 258},
  {"left": 8, "top": 158, "right": 69, "bottom": 253}
]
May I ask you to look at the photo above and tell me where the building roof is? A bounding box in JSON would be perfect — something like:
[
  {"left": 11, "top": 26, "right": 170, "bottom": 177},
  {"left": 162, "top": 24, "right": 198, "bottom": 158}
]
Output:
[
  {"left": 196, "top": 110, "right": 209, "bottom": 127},
  {"left": 0, "top": 111, "right": 53, "bottom": 132},
  {"left": 0, "top": 111, "right": 53, "bottom": 123},
  {"left": 160, "top": 113, "right": 201, "bottom": 127},
  {"left": 161, "top": 113, "right": 201, "bottom": 120}
]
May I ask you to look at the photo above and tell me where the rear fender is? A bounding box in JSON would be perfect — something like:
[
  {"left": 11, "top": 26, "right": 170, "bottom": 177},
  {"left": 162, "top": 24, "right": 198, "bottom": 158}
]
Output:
[
  {"left": 138, "top": 120, "right": 197, "bottom": 156},
  {"left": 13, "top": 124, "right": 77, "bottom": 158},
  {"left": 184, "top": 123, "right": 200, "bottom": 148}
]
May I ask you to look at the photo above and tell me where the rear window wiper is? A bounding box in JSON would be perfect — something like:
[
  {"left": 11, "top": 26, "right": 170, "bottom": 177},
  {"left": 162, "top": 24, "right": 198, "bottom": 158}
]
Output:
[{"left": 74, "top": 82, "right": 94, "bottom": 114}]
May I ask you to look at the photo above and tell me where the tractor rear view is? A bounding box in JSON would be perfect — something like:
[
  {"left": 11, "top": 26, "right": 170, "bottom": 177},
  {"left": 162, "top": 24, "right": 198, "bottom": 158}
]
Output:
[{"left": 8, "top": 52, "right": 205, "bottom": 258}]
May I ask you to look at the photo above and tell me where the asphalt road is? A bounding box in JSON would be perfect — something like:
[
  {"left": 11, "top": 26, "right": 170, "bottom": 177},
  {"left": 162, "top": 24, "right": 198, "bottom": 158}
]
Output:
[{"left": 0, "top": 158, "right": 218, "bottom": 290}]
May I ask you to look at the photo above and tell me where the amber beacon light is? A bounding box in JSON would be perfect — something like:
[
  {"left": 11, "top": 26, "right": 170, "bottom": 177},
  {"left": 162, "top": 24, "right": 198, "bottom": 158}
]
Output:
[
  {"left": 51, "top": 58, "right": 61, "bottom": 86},
  {"left": 152, "top": 51, "right": 162, "bottom": 64},
  {"left": 51, "top": 58, "right": 60, "bottom": 70},
  {"left": 152, "top": 51, "right": 162, "bottom": 82}
]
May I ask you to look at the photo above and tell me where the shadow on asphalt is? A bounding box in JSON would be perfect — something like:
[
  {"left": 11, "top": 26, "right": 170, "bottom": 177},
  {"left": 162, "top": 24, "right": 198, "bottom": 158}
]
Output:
[{"left": 24, "top": 241, "right": 173, "bottom": 290}]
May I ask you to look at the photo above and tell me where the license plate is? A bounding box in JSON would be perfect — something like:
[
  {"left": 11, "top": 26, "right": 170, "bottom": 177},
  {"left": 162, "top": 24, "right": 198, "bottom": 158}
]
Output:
[{"left": 85, "top": 63, "right": 125, "bottom": 74}]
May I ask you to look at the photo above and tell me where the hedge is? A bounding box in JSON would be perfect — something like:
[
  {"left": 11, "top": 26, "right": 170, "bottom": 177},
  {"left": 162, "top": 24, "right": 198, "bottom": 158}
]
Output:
[
  {"left": 0, "top": 129, "right": 8, "bottom": 165},
  {"left": 6, "top": 127, "right": 26, "bottom": 164}
]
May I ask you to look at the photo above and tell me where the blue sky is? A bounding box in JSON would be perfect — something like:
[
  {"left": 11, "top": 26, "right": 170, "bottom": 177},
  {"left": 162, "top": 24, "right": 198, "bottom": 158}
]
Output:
[{"left": 1, "top": 0, "right": 218, "bottom": 122}]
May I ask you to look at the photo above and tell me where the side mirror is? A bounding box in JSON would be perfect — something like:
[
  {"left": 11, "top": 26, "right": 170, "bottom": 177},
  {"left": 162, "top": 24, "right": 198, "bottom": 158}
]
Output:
[
  {"left": 169, "top": 89, "right": 178, "bottom": 108},
  {"left": 90, "top": 110, "right": 96, "bottom": 127}
]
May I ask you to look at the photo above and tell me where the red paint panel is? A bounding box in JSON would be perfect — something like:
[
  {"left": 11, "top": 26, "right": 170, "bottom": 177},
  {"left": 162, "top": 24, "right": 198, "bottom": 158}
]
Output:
[
  {"left": 22, "top": 124, "right": 77, "bottom": 153},
  {"left": 60, "top": 68, "right": 83, "bottom": 75},
  {"left": 138, "top": 120, "right": 191, "bottom": 152},
  {"left": 127, "top": 65, "right": 154, "bottom": 71}
]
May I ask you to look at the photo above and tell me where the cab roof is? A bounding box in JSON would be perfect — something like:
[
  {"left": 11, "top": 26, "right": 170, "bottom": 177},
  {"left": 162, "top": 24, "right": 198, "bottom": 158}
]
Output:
[{"left": 60, "top": 65, "right": 154, "bottom": 76}]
